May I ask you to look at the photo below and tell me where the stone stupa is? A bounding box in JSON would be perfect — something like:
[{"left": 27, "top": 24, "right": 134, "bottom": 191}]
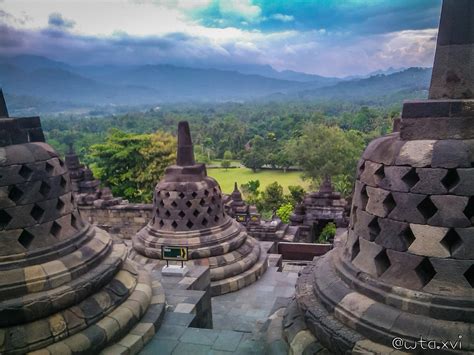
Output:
[
  {"left": 294, "top": 0, "right": 474, "bottom": 353},
  {"left": 0, "top": 90, "right": 165, "bottom": 354},
  {"left": 131, "top": 121, "right": 268, "bottom": 296}
]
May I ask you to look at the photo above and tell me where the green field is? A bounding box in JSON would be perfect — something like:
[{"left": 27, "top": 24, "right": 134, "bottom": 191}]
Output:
[{"left": 208, "top": 167, "right": 310, "bottom": 194}]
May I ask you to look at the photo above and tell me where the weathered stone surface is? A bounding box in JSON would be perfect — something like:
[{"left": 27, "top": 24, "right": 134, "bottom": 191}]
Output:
[
  {"left": 408, "top": 224, "right": 451, "bottom": 258},
  {"left": 431, "top": 140, "right": 471, "bottom": 168},
  {"left": 411, "top": 168, "right": 448, "bottom": 195},
  {"left": 387, "top": 192, "right": 426, "bottom": 224},
  {"left": 365, "top": 187, "right": 394, "bottom": 218},
  {"left": 429, "top": 195, "right": 470, "bottom": 227},
  {"left": 395, "top": 140, "right": 435, "bottom": 167}
]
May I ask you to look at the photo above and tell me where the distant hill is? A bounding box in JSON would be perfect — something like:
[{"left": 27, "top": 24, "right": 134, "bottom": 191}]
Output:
[
  {"left": 0, "top": 55, "right": 431, "bottom": 113},
  {"left": 288, "top": 67, "right": 431, "bottom": 104}
]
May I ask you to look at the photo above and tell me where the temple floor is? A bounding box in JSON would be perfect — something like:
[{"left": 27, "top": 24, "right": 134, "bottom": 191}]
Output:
[{"left": 140, "top": 263, "right": 298, "bottom": 354}]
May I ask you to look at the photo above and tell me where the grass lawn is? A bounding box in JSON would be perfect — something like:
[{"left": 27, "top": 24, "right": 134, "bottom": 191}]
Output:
[{"left": 208, "top": 167, "right": 310, "bottom": 194}]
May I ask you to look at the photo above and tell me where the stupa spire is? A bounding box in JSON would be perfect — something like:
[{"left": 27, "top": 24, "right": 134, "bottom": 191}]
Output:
[
  {"left": 176, "top": 121, "right": 196, "bottom": 166},
  {"left": 0, "top": 89, "right": 9, "bottom": 118},
  {"left": 429, "top": 0, "right": 474, "bottom": 99}
]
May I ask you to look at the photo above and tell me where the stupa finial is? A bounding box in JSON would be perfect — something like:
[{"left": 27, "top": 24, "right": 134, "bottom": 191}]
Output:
[
  {"left": 176, "top": 121, "right": 196, "bottom": 166},
  {"left": 429, "top": 0, "right": 474, "bottom": 99},
  {"left": 0, "top": 89, "right": 9, "bottom": 118}
]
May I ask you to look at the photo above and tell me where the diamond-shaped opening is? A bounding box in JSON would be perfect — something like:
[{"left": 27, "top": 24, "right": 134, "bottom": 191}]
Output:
[
  {"left": 39, "top": 181, "right": 51, "bottom": 197},
  {"left": 351, "top": 238, "right": 360, "bottom": 261},
  {"left": 56, "top": 198, "right": 65, "bottom": 212},
  {"left": 171, "top": 221, "right": 178, "bottom": 229},
  {"left": 207, "top": 206, "right": 213, "bottom": 214},
  {"left": 204, "top": 189, "right": 209, "bottom": 196},
  {"left": 30, "top": 204, "right": 45, "bottom": 222},
  {"left": 0, "top": 210, "right": 12, "bottom": 229},
  {"left": 159, "top": 219, "right": 164, "bottom": 227},
  {"left": 464, "top": 197, "right": 474, "bottom": 221},
  {"left": 165, "top": 192, "right": 170, "bottom": 198},
  {"left": 440, "top": 229, "right": 463, "bottom": 256},
  {"left": 18, "top": 230, "right": 34, "bottom": 249},
  {"left": 464, "top": 265, "right": 474, "bottom": 288},
  {"left": 159, "top": 200, "right": 165, "bottom": 207},
  {"left": 59, "top": 176, "right": 67, "bottom": 189},
  {"left": 165, "top": 210, "right": 171, "bottom": 218},
  {"left": 415, "top": 257, "right": 436, "bottom": 287},
  {"left": 383, "top": 193, "right": 396, "bottom": 215},
  {"left": 18, "top": 165, "right": 33, "bottom": 179},
  {"left": 8, "top": 185, "right": 23, "bottom": 202},
  {"left": 156, "top": 209, "right": 161, "bottom": 217},
  {"left": 214, "top": 215, "right": 219, "bottom": 222},
  {"left": 178, "top": 210, "right": 186, "bottom": 218},
  {"left": 71, "top": 214, "right": 78, "bottom": 229},
  {"left": 199, "top": 198, "right": 205, "bottom": 206},
  {"left": 441, "top": 169, "right": 460, "bottom": 190},
  {"left": 350, "top": 206, "right": 358, "bottom": 228},
  {"left": 202, "top": 218, "right": 208, "bottom": 227},
  {"left": 193, "top": 209, "right": 199, "bottom": 217},
  {"left": 368, "top": 217, "right": 381, "bottom": 241},
  {"left": 186, "top": 201, "right": 192, "bottom": 208},
  {"left": 211, "top": 196, "right": 216, "bottom": 203},
  {"left": 186, "top": 220, "right": 194, "bottom": 229},
  {"left": 360, "top": 185, "right": 368, "bottom": 210},
  {"left": 402, "top": 168, "right": 420, "bottom": 189},
  {"left": 213, "top": 188, "right": 217, "bottom": 193},
  {"left": 417, "top": 197, "right": 437, "bottom": 220},
  {"left": 152, "top": 217, "right": 156, "bottom": 224},
  {"left": 50, "top": 221, "right": 62, "bottom": 238},
  {"left": 400, "top": 226, "right": 415, "bottom": 249},
  {"left": 171, "top": 201, "right": 178, "bottom": 208},
  {"left": 179, "top": 192, "right": 185, "bottom": 199},
  {"left": 374, "top": 165, "right": 385, "bottom": 182},
  {"left": 374, "top": 249, "right": 391, "bottom": 276},
  {"left": 58, "top": 159, "right": 64, "bottom": 167},
  {"left": 191, "top": 191, "right": 198, "bottom": 198},
  {"left": 45, "top": 162, "right": 54, "bottom": 174}
]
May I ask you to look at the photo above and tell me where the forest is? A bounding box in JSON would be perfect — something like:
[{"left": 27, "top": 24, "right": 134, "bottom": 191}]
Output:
[{"left": 42, "top": 100, "right": 399, "bottom": 216}]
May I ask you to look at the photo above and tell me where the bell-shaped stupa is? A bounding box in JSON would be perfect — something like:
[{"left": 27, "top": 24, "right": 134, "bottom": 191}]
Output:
[
  {"left": 0, "top": 90, "right": 165, "bottom": 354},
  {"left": 131, "top": 121, "right": 268, "bottom": 296},
  {"left": 294, "top": 1, "right": 474, "bottom": 353}
]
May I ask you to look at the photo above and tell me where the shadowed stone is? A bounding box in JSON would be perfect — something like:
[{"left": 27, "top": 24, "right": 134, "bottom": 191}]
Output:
[
  {"left": 0, "top": 89, "right": 8, "bottom": 118},
  {"left": 176, "top": 121, "right": 195, "bottom": 166}
]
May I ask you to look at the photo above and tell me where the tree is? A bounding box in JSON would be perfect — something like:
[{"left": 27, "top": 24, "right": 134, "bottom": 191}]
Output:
[
  {"left": 221, "top": 160, "right": 231, "bottom": 170},
  {"left": 242, "top": 135, "right": 266, "bottom": 172},
  {"left": 89, "top": 129, "right": 176, "bottom": 202},
  {"left": 276, "top": 203, "right": 293, "bottom": 223},
  {"left": 223, "top": 150, "right": 233, "bottom": 160},
  {"left": 287, "top": 185, "right": 305, "bottom": 206},
  {"left": 260, "top": 182, "right": 285, "bottom": 213},
  {"left": 287, "top": 123, "right": 365, "bottom": 185}
]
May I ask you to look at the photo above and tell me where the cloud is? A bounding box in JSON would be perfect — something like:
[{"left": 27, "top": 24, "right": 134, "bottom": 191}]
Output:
[
  {"left": 0, "top": 0, "right": 441, "bottom": 77},
  {"left": 219, "top": 0, "right": 261, "bottom": 21},
  {"left": 270, "top": 13, "right": 294, "bottom": 22},
  {"left": 48, "top": 12, "right": 75, "bottom": 29}
]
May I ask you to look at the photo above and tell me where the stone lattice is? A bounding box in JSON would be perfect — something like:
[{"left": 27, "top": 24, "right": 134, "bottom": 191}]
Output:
[
  {"left": 0, "top": 91, "right": 165, "bottom": 354},
  {"left": 295, "top": 1, "right": 474, "bottom": 353},
  {"left": 131, "top": 122, "right": 268, "bottom": 296}
]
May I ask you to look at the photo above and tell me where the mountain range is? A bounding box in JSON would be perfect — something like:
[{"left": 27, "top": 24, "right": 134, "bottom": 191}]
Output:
[{"left": 0, "top": 55, "right": 431, "bottom": 114}]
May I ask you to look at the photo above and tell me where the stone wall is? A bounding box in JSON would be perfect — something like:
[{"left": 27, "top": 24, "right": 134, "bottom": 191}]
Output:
[{"left": 79, "top": 203, "right": 153, "bottom": 239}]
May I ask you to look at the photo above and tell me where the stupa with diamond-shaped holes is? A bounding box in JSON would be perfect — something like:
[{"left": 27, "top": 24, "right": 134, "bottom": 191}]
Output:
[
  {"left": 0, "top": 90, "right": 165, "bottom": 354},
  {"left": 293, "top": 1, "right": 474, "bottom": 353},
  {"left": 131, "top": 121, "right": 268, "bottom": 296}
]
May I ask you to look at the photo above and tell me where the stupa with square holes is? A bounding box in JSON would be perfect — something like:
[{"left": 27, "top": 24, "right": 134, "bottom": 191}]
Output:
[
  {"left": 131, "top": 121, "right": 268, "bottom": 296},
  {"left": 0, "top": 90, "right": 166, "bottom": 354},
  {"left": 291, "top": 1, "right": 474, "bottom": 353}
]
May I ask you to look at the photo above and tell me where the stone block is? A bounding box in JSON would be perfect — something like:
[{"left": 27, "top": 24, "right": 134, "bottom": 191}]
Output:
[
  {"left": 431, "top": 140, "right": 471, "bottom": 168},
  {"left": 424, "top": 258, "right": 473, "bottom": 294},
  {"left": 451, "top": 168, "right": 474, "bottom": 195},
  {"left": 408, "top": 224, "right": 451, "bottom": 258},
  {"left": 375, "top": 218, "right": 412, "bottom": 252},
  {"left": 362, "top": 134, "right": 403, "bottom": 165},
  {"left": 359, "top": 161, "right": 384, "bottom": 187},
  {"left": 353, "top": 210, "right": 380, "bottom": 242},
  {"left": 395, "top": 140, "right": 435, "bottom": 167},
  {"left": 365, "top": 187, "right": 393, "bottom": 218},
  {"left": 378, "top": 166, "right": 413, "bottom": 192},
  {"left": 411, "top": 168, "right": 448, "bottom": 195},
  {"left": 380, "top": 249, "right": 426, "bottom": 290},
  {"left": 429, "top": 195, "right": 470, "bottom": 227},
  {"left": 387, "top": 192, "right": 427, "bottom": 224}
]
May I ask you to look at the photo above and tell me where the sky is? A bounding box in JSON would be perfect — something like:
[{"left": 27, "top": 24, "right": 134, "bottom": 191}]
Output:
[{"left": 0, "top": 0, "right": 442, "bottom": 77}]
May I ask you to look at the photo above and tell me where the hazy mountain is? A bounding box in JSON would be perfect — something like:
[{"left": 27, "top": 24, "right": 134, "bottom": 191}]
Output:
[
  {"left": 0, "top": 55, "right": 432, "bottom": 113},
  {"left": 344, "top": 66, "right": 408, "bottom": 80},
  {"left": 290, "top": 67, "right": 432, "bottom": 104}
]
